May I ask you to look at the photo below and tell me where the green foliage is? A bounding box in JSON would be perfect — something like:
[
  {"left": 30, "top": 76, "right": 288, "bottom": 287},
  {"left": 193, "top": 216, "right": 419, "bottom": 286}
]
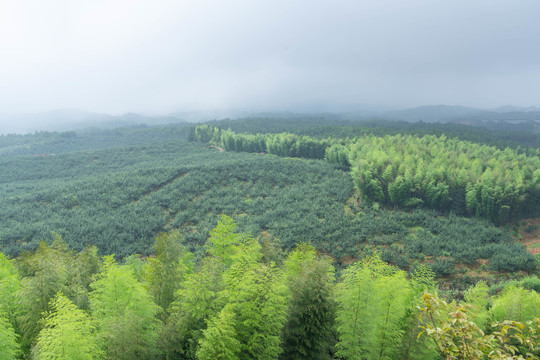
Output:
[
  {"left": 204, "top": 117, "right": 540, "bottom": 150},
  {"left": 203, "top": 216, "right": 289, "bottom": 360},
  {"left": 33, "top": 292, "right": 101, "bottom": 360},
  {"left": 206, "top": 215, "right": 244, "bottom": 266},
  {"left": 491, "top": 286, "right": 540, "bottom": 323},
  {"left": 281, "top": 245, "right": 336, "bottom": 360},
  {"left": 335, "top": 255, "right": 412, "bottom": 359},
  {"left": 223, "top": 237, "right": 263, "bottom": 289},
  {"left": 409, "top": 263, "right": 437, "bottom": 292},
  {"left": 11, "top": 238, "right": 100, "bottom": 356},
  {"left": 142, "top": 230, "right": 193, "bottom": 312},
  {"left": 519, "top": 276, "right": 540, "bottom": 293},
  {"left": 162, "top": 257, "right": 226, "bottom": 360},
  {"left": 0, "top": 133, "right": 208, "bottom": 257},
  {"left": 193, "top": 126, "right": 334, "bottom": 160},
  {"left": 187, "top": 124, "right": 537, "bottom": 274},
  {"left": 335, "top": 260, "right": 377, "bottom": 359},
  {"left": 0, "top": 253, "right": 21, "bottom": 324},
  {"left": 1, "top": 219, "right": 540, "bottom": 359},
  {"left": 260, "top": 236, "right": 286, "bottom": 266},
  {"left": 397, "top": 264, "right": 439, "bottom": 360},
  {"left": 193, "top": 125, "right": 540, "bottom": 224},
  {"left": 16, "top": 238, "right": 74, "bottom": 352},
  {"left": 71, "top": 246, "right": 101, "bottom": 310},
  {"left": 0, "top": 257, "right": 21, "bottom": 359},
  {"left": 162, "top": 216, "right": 248, "bottom": 359},
  {"left": 418, "top": 292, "right": 540, "bottom": 359},
  {"left": 0, "top": 312, "right": 20, "bottom": 360},
  {"left": 347, "top": 134, "right": 540, "bottom": 223},
  {"left": 402, "top": 212, "right": 536, "bottom": 273},
  {"left": 227, "top": 262, "right": 288, "bottom": 360},
  {"left": 2, "top": 121, "right": 540, "bottom": 359},
  {"left": 325, "top": 143, "right": 350, "bottom": 167},
  {"left": 1, "top": 126, "right": 535, "bottom": 275},
  {"left": 464, "top": 281, "right": 491, "bottom": 331},
  {"left": 283, "top": 243, "right": 317, "bottom": 280},
  {"left": 196, "top": 306, "right": 241, "bottom": 360},
  {"left": 0, "top": 125, "right": 188, "bottom": 158},
  {"left": 429, "top": 258, "right": 456, "bottom": 277},
  {"left": 90, "top": 256, "right": 161, "bottom": 360},
  {"left": 0, "top": 135, "right": 359, "bottom": 262}
]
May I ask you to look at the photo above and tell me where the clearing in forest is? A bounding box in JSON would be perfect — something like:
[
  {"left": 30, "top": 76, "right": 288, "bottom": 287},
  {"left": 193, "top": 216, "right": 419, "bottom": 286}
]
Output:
[{"left": 520, "top": 218, "right": 540, "bottom": 256}]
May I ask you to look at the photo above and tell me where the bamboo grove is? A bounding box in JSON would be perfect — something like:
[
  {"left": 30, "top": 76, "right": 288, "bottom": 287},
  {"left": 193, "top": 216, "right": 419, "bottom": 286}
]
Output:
[
  {"left": 191, "top": 125, "right": 540, "bottom": 224},
  {"left": 1, "top": 217, "right": 539, "bottom": 360}
]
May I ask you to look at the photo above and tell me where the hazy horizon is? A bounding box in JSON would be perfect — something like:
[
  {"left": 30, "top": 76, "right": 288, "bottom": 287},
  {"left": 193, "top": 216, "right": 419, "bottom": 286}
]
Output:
[
  {"left": 1, "top": 0, "right": 540, "bottom": 122},
  {"left": 1, "top": 102, "right": 539, "bottom": 119}
]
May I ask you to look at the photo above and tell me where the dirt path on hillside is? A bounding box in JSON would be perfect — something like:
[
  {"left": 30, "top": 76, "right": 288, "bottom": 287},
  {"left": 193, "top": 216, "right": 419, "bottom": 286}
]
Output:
[
  {"left": 210, "top": 145, "right": 225, "bottom": 152},
  {"left": 519, "top": 218, "right": 540, "bottom": 255}
]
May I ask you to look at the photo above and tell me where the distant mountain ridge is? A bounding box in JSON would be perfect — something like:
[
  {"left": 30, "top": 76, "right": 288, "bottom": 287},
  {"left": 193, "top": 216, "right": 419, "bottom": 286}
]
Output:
[
  {"left": 377, "top": 105, "right": 540, "bottom": 124},
  {"left": 0, "top": 109, "right": 186, "bottom": 134},
  {"left": 493, "top": 105, "right": 540, "bottom": 113},
  {"left": 1, "top": 104, "right": 539, "bottom": 134}
]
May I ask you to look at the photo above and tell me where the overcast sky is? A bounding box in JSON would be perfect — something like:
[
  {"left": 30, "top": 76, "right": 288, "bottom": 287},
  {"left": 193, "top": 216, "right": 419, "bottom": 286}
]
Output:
[{"left": 1, "top": 0, "right": 539, "bottom": 115}]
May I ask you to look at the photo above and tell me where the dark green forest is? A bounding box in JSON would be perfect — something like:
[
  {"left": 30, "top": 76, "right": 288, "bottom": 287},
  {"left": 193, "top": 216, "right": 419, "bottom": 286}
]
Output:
[
  {"left": 1, "top": 124, "right": 537, "bottom": 275},
  {"left": 202, "top": 117, "right": 540, "bottom": 151},
  {"left": 0, "top": 119, "right": 539, "bottom": 359}
]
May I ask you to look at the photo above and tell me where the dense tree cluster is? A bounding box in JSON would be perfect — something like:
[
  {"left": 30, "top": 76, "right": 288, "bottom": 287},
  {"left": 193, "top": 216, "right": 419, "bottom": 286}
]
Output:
[
  {"left": 192, "top": 125, "right": 540, "bottom": 224},
  {"left": 0, "top": 219, "right": 538, "bottom": 359},
  {"left": 205, "top": 117, "right": 540, "bottom": 151},
  {"left": 194, "top": 125, "right": 333, "bottom": 159},
  {"left": 344, "top": 134, "right": 540, "bottom": 223}
]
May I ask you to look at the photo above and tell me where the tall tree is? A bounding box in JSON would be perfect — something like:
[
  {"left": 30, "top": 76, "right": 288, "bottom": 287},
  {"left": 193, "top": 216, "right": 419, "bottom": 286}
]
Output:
[
  {"left": 162, "top": 257, "right": 226, "bottom": 360},
  {"left": 281, "top": 244, "right": 336, "bottom": 360},
  {"left": 32, "top": 293, "right": 101, "bottom": 360},
  {"left": 196, "top": 306, "right": 241, "bottom": 360},
  {"left": 0, "top": 253, "right": 21, "bottom": 326},
  {"left": 206, "top": 215, "right": 244, "bottom": 267},
  {"left": 70, "top": 246, "right": 101, "bottom": 311},
  {"left": 397, "top": 264, "right": 439, "bottom": 360},
  {"left": 0, "top": 312, "right": 20, "bottom": 360},
  {"left": 90, "top": 256, "right": 161, "bottom": 360},
  {"left": 213, "top": 219, "right": 288, "bottom": 360},
  {"left": 162, "top": 217, "right": 247, "bottom": 360},
  {"left": 142, "top": 230, "right": 193, "bottom": 312},
  {"left": 224, "top": 262, "right": 288, "bottom": 360},
  {"left": 464, "top": 281, "right": 491, "bottom": 331},
  {"left": 16, "top": 238, "right": 73, "bottom": 354},
  {"left": 335, "top": 262, "right": 376, "bottom": 359},
  {"left": 335, "top": 255, "right": 411, "bottom": 360}
]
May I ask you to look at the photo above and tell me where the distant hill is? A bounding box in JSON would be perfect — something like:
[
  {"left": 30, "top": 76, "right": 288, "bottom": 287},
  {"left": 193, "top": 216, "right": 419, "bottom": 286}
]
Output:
[
  {"left": 0, "top": 109, "right": 187, "bottom": 134},
  {"left": 493, "top": 105, "right": 540, "bottom": 113},
  {"left": 379, "top": 105, "right": 484, "bottom": 123},
  {"left": 377, "top": 105, "right": 540, "bottom": 124},
  {"left": 2, "top": 104, "right": 539, "bottom": 135}
]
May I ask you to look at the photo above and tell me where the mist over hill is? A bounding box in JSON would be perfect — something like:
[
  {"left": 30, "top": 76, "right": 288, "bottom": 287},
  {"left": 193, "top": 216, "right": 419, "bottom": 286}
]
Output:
[
  {"left": 1, "top": 104, "right": 540, "bottom": 135},
  {"left": 0, "top": 109, "right": 187, "bottom": 134},
  {"left": 378, "top": 105, "right": 540, "bottom": 124}
]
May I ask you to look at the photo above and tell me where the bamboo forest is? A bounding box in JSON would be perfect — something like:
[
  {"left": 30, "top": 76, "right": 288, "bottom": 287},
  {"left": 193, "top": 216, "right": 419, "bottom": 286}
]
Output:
[{"left": 0, "top": 119, "right": 539, "bottom": 359}]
